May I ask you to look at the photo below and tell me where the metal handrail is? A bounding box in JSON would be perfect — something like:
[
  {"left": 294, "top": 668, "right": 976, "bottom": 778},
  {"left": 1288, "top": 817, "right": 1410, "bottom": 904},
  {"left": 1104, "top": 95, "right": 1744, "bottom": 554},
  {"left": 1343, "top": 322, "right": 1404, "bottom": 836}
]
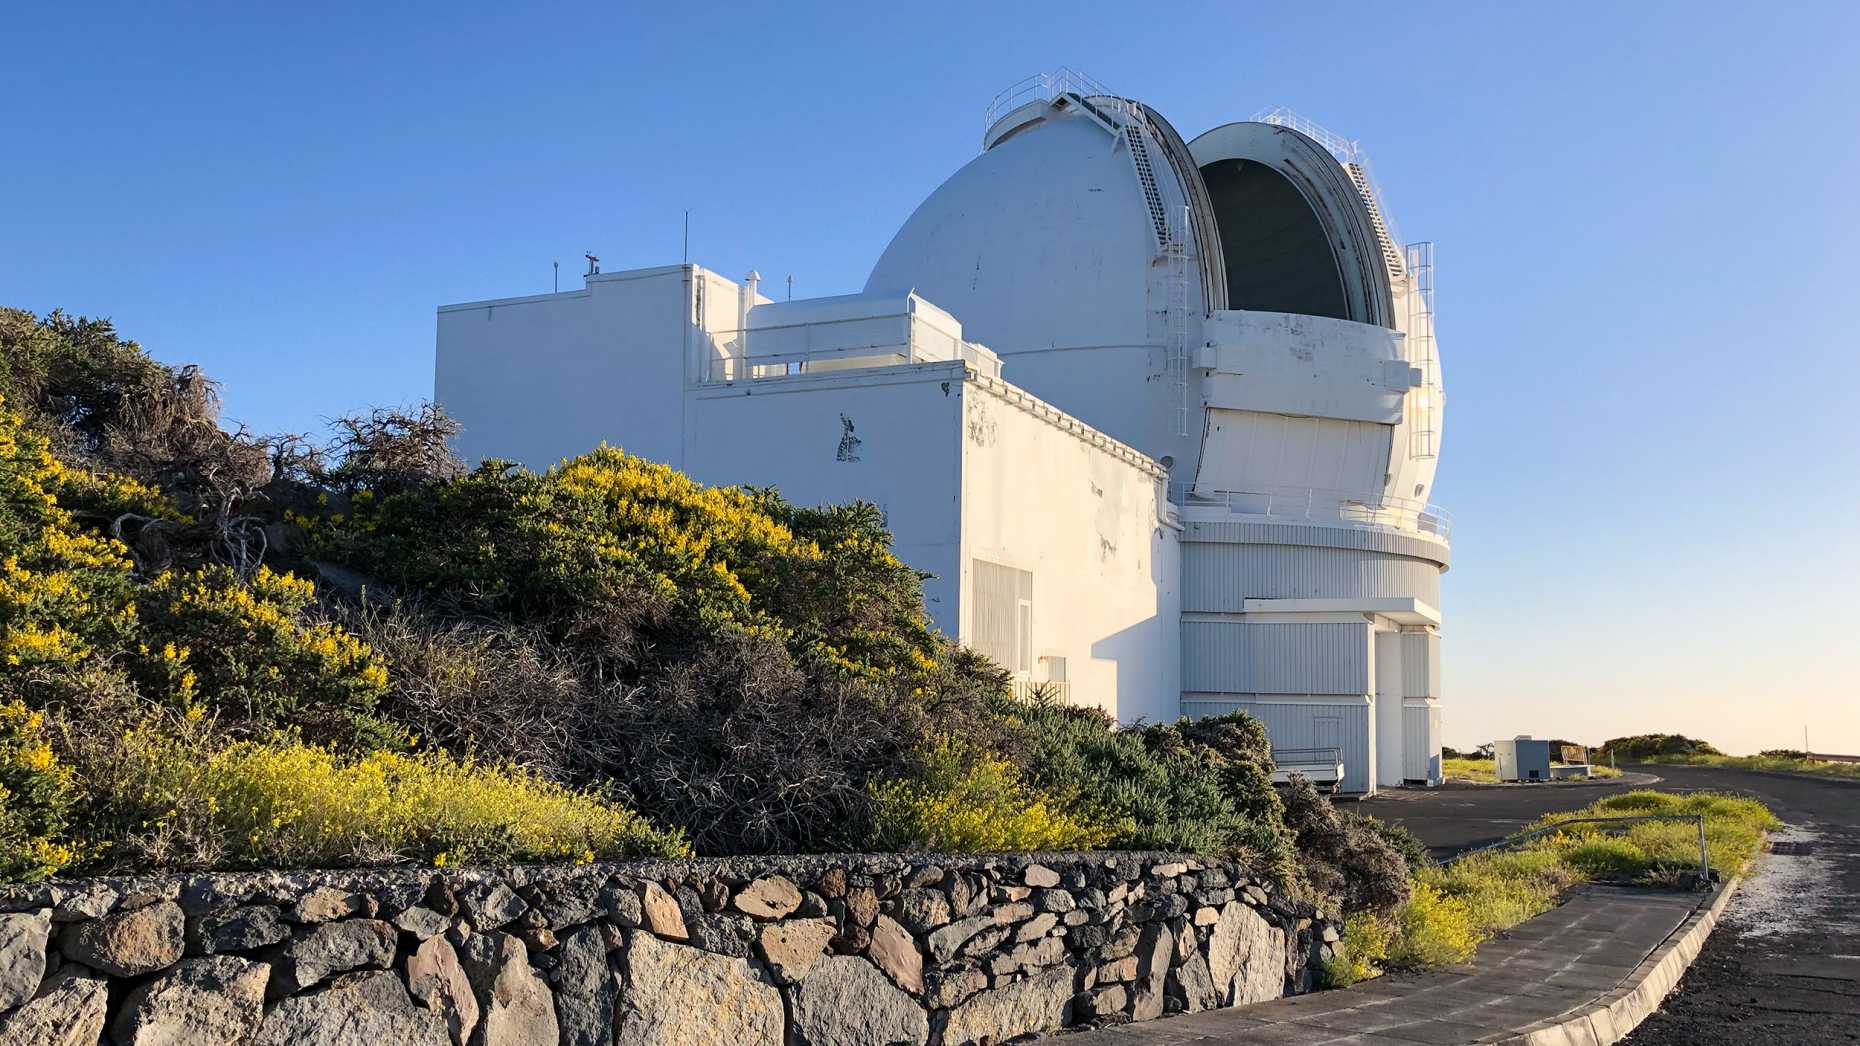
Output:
[
  {"left": 1252, "top": 106, "right": 1404, "bottom": 258},
  {"left": 984, "top": 67, "right": 1129, "bottom": 131},
  {"left": 1442, "top": 815, "right": 1711, "bottom": 881},
  {"left": 1179, "top": 486, "right": 1452, "bottom": 541},
  {"left": 1272, "top": 747, "right": 1344, "bottom": 766}
]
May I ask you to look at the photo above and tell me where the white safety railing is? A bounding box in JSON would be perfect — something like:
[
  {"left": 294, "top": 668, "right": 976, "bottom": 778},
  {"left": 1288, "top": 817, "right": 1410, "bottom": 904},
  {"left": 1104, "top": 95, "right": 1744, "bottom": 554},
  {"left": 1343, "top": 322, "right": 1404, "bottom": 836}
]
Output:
[
  {"left": 1181, "top": 485, "right": 1452, "bottom": 541},
  {"left": 1253, "top": 106, "right": 1404, "bottom": 262},
  {"left": 699, "top": 312, "right": 988, "bottom": 384},
  {"left": 985, "top": 67, "right": 1130, "bottom": 131}
]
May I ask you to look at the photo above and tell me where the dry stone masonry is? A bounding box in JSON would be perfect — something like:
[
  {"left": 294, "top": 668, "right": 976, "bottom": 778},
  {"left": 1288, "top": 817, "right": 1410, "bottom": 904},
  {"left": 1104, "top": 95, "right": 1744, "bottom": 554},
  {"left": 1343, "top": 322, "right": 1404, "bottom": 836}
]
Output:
[{"left": 0, "top": 852, "right": 1338, "bottom": 1045}]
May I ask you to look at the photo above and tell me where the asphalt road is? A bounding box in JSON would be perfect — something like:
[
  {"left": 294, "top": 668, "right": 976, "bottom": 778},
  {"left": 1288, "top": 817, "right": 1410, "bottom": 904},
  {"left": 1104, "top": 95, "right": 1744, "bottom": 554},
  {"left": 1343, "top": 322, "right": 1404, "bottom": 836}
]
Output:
[
  {"left": 1357, "top": 774, "right": 1650, "bottom": 863},
  {"left": 1617, "top": 764, "right": 1860, "bottom": 1045},
  {"left": 1362, "top": 764, "right": 1860, "bottom": 1044}
]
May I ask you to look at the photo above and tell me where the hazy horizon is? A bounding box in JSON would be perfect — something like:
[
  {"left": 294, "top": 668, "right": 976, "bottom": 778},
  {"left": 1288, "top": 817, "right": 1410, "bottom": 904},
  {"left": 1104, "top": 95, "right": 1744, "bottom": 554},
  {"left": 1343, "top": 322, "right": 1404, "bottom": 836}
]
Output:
[{"left": 6, "top": 2, "right": 1855, "bottom": 755}]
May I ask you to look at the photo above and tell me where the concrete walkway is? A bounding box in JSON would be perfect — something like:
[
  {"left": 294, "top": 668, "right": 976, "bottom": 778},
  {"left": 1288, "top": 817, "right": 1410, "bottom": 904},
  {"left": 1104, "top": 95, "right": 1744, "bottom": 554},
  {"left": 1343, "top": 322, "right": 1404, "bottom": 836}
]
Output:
[{"left": 1051, "top": 884, "right": 1708, "bottom": 1045}]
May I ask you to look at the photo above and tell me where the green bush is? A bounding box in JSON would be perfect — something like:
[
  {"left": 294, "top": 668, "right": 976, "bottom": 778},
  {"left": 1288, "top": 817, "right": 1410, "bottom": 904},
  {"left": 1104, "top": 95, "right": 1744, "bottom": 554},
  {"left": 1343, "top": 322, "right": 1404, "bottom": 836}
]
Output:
[
  {"left": 1597, "top": 734, "right": 1722, "bottom": 760},
  {"left": 1010, "top": 703, "right": 1248, "bottom": 856},
  {"left": 0, "top": 701, "right": 81, "bottom": 880},
  {"left": 870, "top": 735, "right": 1112, "bottom": 853},
  {"left": 1279, "top": 775, "right": 1412, "bottom": 913}
]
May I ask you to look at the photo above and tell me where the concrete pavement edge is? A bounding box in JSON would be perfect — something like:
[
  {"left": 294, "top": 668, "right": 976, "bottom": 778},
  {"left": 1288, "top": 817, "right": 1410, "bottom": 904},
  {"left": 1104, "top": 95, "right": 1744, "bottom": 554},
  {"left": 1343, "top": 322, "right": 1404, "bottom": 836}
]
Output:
[{"left": 1491, "top": 871, "right": 1745, "bottom": 1046}]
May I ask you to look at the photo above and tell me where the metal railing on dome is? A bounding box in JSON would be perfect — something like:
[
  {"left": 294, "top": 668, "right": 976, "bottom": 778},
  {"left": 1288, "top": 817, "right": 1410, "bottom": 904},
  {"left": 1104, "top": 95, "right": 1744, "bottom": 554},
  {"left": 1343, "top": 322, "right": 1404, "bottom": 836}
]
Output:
[
  {"left": 984, "top": 67, "right": 1129, "bottom": 131},
  {"left": 1178, "top": 485, "right": 1452, "bottom": 541},
  {"left": 1252, "top": 106, "right": 1404, "bottom": 261}
]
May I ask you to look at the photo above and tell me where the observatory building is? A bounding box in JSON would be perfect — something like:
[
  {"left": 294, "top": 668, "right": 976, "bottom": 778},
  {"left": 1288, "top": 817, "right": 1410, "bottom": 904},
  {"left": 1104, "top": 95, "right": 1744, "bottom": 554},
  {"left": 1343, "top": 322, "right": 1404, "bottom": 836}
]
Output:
[{"left": 435, "top": 71, "right": 1449, "bottom": 794}]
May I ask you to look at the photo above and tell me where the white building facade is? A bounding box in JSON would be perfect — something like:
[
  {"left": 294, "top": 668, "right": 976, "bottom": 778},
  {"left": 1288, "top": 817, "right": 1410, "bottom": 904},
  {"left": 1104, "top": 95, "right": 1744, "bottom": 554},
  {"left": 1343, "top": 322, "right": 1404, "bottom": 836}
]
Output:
[{"left": 435, "top": 72, "right": 1449, "bottom": 794}]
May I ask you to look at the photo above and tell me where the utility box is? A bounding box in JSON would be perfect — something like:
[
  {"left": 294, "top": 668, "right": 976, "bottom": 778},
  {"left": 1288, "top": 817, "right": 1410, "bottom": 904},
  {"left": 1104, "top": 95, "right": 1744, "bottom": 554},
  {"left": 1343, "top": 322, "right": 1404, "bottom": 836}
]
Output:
[{"left": 1494, "top": 736, "right": 1553, "bottom": 782}]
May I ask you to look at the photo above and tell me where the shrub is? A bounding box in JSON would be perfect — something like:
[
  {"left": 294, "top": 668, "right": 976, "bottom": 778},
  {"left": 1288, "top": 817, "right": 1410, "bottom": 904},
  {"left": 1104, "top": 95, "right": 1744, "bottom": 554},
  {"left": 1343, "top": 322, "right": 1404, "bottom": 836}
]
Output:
[
  {"left": 1597, "top": 734, "right": 1722, "bottom": 760},
  {"left": 1322, "top": 913, "right": 1393, "bottom": 987},
  {"left": 88, "top": 730, "right": 688, "bottom": 870},
  {"left": 1011, "top": 703, "right": 1252, "bottom": 856},
  {"left": 1384, "top": 880, "right": 1477, "bottom": 967},
  {"left": 130, "top": 565, "right": 392, "bottom": 746},
  {"left": 870, "top": 736, "right": 1112, "bottom": 853},
  {"left": 1280, "top": 775, "right": 1411, "bottom": 913},
  {"left": 0, "top": 701, "right": 80, "bottom": 881}
]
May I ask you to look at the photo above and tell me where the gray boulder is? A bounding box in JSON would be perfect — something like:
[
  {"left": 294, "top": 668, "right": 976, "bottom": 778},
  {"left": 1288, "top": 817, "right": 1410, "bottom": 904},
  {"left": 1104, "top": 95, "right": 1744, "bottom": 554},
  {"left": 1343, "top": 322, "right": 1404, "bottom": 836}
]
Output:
[
  {"left": 0, "top": 910, "right": 50, "bottom": 1011},
  {"left": 617, "top": 930, "right": 781, "bottom": 1046},
  {"left": 405, "top": 934, "right": 479, "bottom": 1046},
  {"left": 0, "top": 968, "right": 109, "bottom": 1046},
  {"left": 60, "top": 901, "right": 184, "bottom": 977},
  {"left": 788, "top": 955, "right": 928, "bottom": 1046},
  {"left": 553, "top": 924, "right": 617, "bottom": 1046},
  {"left": 254, "top": 970, "right": 448, "bottom": 1046},
  {"left": 458, "top": 931, "right": 558, "bottom": 1046},
  {"left": 940, "top": 962, "right": 1076, "bottom": 1046},
  {"left": 269, "top": 919, "right": 396, "bottom": 996},
  {"left": 111, "top": 955, "right": 269, "bottom": 1046},
  {"left": 188, "top": 905, "right": 287, "bottom": 954}
]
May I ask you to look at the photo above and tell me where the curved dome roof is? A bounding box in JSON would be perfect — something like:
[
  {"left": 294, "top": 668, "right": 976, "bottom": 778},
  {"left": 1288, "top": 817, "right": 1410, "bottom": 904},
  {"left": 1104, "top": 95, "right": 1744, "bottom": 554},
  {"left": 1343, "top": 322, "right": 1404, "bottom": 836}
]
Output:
[
  {"left": 865, "top": 103, "right": 1207, "bottom": 356},
  {"left": 1189, "top": 121, "right": 1397, "bottom": 329}
]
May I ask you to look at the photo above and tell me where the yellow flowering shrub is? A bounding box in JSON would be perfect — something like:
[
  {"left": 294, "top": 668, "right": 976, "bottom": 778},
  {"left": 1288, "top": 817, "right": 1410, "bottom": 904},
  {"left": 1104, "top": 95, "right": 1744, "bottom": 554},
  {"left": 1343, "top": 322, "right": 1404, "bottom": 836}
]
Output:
[
  {"left": 129, "top": 565, "right": 391, "bottom": 743},
  {"left": 870, "top": 736, "right": 1112, "bottom": 853},
  {"left": 317, "top": 447, "right": 945, "bottom": 682},
  {"left": 0, "top": 701, "right": 80, "bottom": 881},
  {"left": 105, "top": 731, "right": 689, "bottom": 868}
]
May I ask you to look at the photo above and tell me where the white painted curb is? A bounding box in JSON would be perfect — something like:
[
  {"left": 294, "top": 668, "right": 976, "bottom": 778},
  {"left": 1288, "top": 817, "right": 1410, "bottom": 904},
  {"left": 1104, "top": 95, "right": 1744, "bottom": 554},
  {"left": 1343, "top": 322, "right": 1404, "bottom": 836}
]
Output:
[{"left": 1489, "top": 874, "right": 1744, "bottom": 1046}]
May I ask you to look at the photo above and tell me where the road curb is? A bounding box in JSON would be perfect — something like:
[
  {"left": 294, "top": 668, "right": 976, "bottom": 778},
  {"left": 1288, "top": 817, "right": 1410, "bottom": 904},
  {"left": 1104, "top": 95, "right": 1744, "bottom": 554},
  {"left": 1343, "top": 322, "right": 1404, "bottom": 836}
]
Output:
[{"left": 1489, "top": 874, "right": 1743, "bottom": 1046}]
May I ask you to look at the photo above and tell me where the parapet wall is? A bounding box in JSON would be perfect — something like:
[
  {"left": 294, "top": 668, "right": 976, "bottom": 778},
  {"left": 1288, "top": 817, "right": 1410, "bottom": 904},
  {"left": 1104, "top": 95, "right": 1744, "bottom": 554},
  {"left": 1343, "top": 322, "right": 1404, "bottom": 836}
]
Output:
[{"left": 0, "top": 851, "right": 1339, "bottom": 1045}]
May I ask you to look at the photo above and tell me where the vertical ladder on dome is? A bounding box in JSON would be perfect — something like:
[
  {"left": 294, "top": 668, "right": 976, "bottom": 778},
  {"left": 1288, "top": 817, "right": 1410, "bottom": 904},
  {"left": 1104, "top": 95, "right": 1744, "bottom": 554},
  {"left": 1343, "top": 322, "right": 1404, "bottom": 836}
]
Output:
[
  {"left": 1165, "top": 206, "right": 1190, "bottom": 438},
  {"left": 1404, "top": 242, "right": 1438, "bottom": 460}
]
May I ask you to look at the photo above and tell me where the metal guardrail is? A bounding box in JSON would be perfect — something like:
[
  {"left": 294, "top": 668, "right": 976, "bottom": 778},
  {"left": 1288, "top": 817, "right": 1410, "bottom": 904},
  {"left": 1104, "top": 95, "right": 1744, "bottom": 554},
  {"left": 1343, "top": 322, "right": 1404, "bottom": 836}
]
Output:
[
  {"left": 1272, "top": 747, "right": 1344, "bottom": 766},
  {"left": 1442, "top": 814, "right": 1711, "bottom": 880},
  {"left": 1180, "top": 486, "right": 1452, "bottom": 541},
  {"left": 984, "top": 67, "right": 1129, "bottom": 131}
]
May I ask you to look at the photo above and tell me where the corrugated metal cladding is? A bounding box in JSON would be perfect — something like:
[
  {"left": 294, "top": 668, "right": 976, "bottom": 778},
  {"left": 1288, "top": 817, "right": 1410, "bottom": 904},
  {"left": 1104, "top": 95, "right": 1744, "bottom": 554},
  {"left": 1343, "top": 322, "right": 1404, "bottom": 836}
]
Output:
[
  {"left": 1180, "top": 544, "right": 1441, "bottom": 611},
  {"left": 1183, "top": 521, "right": 1450, "bottom": 569},
  {"left": 1403, "top": 704, "right": 1441, "bottom": 783},
  {"left": 1181, "top": 620, "right": 1370, "bottom": 694},
  {"left": 971, "top": 559, "right": 1032, "bottom": 670},
  {"left": 1182, "top": 699, "right": 1373, "bottom": 795},
  {"left": 1401, "top": 632, "right": 1441, "bottom": 699}
]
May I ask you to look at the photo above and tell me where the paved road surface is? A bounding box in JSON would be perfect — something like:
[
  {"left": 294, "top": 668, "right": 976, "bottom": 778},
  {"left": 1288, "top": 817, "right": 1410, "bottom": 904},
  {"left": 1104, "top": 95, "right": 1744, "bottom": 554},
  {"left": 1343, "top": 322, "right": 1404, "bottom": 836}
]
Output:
[
  {"left": 1369, "top": 763, "right": 1860, "bottom": 1043},
  {"left": 1615, "top": 764, "right": 1860, "bottom": 1045},
  {"left": 1356, "top": 774, "right": 1649, "bottom": 862}
]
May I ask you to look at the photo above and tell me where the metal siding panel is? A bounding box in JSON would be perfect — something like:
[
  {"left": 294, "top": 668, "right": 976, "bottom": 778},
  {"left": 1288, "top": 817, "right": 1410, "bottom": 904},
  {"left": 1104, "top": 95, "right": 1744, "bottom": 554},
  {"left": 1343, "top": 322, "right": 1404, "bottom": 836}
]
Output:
[
  {"left": 1182, "top": 621, "right": 1369, "bottom": 694},
  {"left": 1181, "top": 544, "right": 1441, "bottom": 611},
  {"left": 1400, "top": 632, "right": 1441, "bottom": 698}
]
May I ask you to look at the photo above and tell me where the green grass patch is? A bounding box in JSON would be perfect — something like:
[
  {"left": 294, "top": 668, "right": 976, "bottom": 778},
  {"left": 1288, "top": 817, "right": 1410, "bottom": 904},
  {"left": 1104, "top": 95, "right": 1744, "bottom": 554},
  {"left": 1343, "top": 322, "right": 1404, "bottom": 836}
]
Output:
[
  {"left": 1327, "top": 789, "right": 1775, "bottom": 984},
  {"left": 1441, "top": 757, "right": 1621, "bottom": 783},
  {"left": 1645, "top": 752, "right": 1860, "bottom": 781}
]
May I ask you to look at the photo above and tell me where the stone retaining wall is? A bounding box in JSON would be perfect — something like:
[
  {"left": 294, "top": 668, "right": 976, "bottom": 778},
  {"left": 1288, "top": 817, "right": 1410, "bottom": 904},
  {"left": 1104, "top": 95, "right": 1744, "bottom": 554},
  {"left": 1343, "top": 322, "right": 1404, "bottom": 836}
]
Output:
[{"left": 0, "top": 852, "right": 1339, "bottom": 1045}]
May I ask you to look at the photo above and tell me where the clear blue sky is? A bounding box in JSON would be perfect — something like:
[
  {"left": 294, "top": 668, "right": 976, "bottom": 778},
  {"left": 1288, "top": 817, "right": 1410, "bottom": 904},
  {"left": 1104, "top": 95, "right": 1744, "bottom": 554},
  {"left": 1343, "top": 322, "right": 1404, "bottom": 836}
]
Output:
[{"left": 6, "top": 2, "right": 1857, "bottom": 753}]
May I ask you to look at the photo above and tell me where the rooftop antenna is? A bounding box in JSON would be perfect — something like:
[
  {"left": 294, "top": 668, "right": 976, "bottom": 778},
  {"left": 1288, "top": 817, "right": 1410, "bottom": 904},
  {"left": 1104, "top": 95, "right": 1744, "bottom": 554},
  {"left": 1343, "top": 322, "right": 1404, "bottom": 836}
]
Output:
[
  {"left": 683, "top": 209, "right": 690, "bottom": 265},
  {"left": 553, "top": 260, "right": 559, "bottom": 293},
  {"left": 787, "top": 274, "right": 794, "bottom": 301},
  {"left": 584, "top": 252, "right": 600, "bottom": 277}
]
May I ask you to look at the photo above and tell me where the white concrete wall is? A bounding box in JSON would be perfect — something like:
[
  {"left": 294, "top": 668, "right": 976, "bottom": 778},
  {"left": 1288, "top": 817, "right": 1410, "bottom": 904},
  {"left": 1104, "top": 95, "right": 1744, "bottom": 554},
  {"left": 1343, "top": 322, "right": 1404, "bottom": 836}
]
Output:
[
  {"left": 437, "top": 266, "right": 694, "bottom": 471},
  {"left": 683, "top": 364, "right": 968, "bottom": 633},
  {"left": 959, "top": 378, "right": 1179, "bottom": 724}
]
